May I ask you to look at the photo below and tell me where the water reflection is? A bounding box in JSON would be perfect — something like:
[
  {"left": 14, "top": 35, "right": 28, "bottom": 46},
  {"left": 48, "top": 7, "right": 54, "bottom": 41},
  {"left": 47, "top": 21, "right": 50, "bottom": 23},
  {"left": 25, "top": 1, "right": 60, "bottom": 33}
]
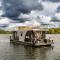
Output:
[
  {"left": 9, "top": 43, "right": 54, "bottom": 60},
  {"left": 24, "top": 46, "right": 54, "bottom": 60}
]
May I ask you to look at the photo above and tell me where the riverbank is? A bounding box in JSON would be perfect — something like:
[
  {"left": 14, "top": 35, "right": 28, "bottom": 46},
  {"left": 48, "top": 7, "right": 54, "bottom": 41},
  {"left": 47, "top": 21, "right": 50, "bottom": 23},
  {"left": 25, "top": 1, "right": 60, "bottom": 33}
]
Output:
[
  {"left": 48, "top": 28, "right": 60, "bottom": 34},
  {"left": 0, "top": 28, "right": 60, "bottom": 34},
  {"left": 0, "top": 29, "right": 11, "bottom": 34}
]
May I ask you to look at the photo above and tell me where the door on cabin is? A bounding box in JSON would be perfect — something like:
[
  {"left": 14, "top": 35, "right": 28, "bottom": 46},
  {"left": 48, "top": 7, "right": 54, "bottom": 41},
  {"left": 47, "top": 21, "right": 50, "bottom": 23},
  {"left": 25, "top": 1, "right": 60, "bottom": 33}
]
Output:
[{"left": 25, "top": 30, "right": 35, "bottom": 43}]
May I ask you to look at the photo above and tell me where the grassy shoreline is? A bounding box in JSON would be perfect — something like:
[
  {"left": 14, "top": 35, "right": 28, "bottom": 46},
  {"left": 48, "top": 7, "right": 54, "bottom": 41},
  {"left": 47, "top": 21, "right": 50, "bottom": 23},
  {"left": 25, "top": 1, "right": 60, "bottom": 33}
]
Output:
[
  {"left": 0, "top": 29, "right": 12, "bottom": 34},
  {"left": 0, "top": 28, "right": 60, "bottom": 34},
  {"left": 48, "top": 28, "right": 60, "bottom": 34}
]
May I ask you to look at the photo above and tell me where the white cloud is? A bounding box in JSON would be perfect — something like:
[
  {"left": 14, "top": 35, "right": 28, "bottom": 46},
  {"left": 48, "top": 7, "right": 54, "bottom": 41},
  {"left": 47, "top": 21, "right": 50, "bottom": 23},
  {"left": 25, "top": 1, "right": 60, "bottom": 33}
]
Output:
[
  {"left": 41, "top": 1, "right": 60, "bottom": 16},
  {"left": 0, "top": 0, "right": 60, "bottom": 29},
  {"left": 19, "top": 13, "right": 30, "bottom": 19},
  {"left": 18, "top": 1, "right": 60, "bottom": 28},
  {"left": 0, "top": 0, "right": 2, "bottom": 7},
  {"left": 24, "top": 20, "right": 41, "bottom": 26},
  {"left": 19, "top": 10, "right": 51, "bottom": 24},
  {"left": 0, "top": 10, "right": 4, "bottom": 16},
  {"left": 0, "top": 0, "right": 5, "bottom": 16},
  {"left": 55, "top": 13, "right": 60, "bottom": 19},
  {"left": 18, "top": 10, "right": 57, "bottom": 28},
  {"left": 0, "top": 17, "right": 15, "bottom": 24}
]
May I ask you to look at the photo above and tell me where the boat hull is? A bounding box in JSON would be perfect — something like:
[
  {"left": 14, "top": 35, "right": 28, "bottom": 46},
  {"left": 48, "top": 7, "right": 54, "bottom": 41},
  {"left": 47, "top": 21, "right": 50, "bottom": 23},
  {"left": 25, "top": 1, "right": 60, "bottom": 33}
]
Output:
[{"left": 10, "top": 39, "right": 52, "bottom": 47}]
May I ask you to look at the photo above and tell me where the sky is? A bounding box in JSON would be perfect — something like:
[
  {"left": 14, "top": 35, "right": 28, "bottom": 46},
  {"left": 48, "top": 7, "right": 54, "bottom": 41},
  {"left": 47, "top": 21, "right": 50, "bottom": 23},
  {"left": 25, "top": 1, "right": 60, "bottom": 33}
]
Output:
[{"left": 0, "top": 0, "right": 60, "bottom": 30}]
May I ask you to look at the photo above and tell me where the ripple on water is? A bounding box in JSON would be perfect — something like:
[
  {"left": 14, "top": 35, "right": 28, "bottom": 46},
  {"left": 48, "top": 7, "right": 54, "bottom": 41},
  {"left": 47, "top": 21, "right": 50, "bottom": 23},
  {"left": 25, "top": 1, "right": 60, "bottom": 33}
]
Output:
[{"left": 0, "top": 34, "right": 60, "bottom": 60}]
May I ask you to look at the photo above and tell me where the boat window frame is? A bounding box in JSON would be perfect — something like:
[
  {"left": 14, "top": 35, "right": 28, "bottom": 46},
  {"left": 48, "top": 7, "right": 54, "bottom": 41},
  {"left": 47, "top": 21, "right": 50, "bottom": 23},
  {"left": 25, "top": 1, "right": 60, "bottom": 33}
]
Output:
[{"left": 20, "top": 32, "right": 23, "bottom": 37}]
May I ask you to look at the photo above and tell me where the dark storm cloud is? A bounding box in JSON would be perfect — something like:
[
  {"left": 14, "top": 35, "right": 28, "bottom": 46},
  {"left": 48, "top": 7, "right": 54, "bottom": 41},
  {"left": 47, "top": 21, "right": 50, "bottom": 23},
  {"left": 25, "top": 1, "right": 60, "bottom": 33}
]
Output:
[
  {"left": 50, "top": 17, "right": 60, "bottom": 22},
  {"left": 56, "top": 5, "right": 60, "bottom": 13},
  {"left": 43, "top": 0, "right": 60, "bottom": 2},
  {"left": 51, "top": 20, "right": 60, "bottom": 22},
  {"left": 3, "top": 0, "right": 43, "bottom": 18}
]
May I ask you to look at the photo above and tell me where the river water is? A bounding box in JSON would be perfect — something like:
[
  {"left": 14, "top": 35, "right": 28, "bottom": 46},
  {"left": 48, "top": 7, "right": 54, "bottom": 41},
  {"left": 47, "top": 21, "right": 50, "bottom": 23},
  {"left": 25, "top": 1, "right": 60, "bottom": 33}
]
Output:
[{"left": 0, "top": 34, "right": 60, "bottom": 60}]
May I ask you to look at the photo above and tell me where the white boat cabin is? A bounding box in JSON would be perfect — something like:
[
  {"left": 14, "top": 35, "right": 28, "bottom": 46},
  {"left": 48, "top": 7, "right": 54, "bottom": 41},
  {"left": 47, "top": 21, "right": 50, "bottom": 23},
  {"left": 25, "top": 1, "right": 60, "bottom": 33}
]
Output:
[{"left": 10, "top": 26, "right": 53, "bottom": 46}]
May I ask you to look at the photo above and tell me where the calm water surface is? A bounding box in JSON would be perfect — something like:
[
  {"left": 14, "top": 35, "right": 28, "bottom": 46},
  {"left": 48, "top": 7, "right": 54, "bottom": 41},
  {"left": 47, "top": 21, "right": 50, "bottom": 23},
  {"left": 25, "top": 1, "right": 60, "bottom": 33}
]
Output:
[{"left": 0, "top": 34, "right": 60, "bottom": 60}]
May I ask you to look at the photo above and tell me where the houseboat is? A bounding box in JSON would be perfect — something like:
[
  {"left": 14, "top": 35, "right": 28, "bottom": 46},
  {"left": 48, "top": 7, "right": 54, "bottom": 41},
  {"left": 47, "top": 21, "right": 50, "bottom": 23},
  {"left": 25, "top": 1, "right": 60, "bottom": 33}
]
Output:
[{"left": 10, "top": 26, "right": 53, "bottom": 47}]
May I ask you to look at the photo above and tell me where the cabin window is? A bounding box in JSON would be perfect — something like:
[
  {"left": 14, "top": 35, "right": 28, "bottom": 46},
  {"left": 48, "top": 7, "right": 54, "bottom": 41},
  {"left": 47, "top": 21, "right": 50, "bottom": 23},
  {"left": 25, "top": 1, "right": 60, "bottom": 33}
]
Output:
[
  {"left": 20, "top": 32, "right": 23, "bottom": 36},
  {"left": 13, "top": 31, "right": 19, "bottom": 40},
  {"left": 21, "top": 33, "right": 22, "bottom": 36},
  {"left": 13, "top": 31, "right": 17, "bottom": 38}
]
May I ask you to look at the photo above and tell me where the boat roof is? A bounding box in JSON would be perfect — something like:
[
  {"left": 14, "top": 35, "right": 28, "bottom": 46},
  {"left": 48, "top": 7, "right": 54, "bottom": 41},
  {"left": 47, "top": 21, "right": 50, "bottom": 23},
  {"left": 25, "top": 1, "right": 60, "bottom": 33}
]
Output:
[{"left": 18, "top": 26, "right": 48, "bottom": 31}]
